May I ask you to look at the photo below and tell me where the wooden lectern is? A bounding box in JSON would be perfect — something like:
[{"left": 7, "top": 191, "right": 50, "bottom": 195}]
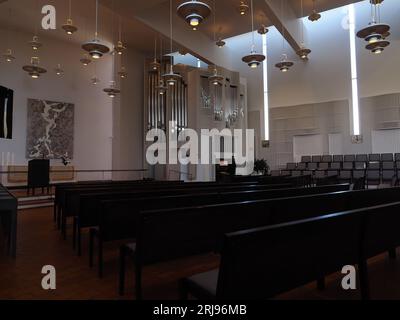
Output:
[{"left": 27, "top": 159, "right": 50, "bottom": 195}]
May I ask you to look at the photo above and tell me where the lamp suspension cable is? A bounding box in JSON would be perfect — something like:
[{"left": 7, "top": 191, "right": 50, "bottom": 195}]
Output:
[
  {"left": 95, "top": 0, "right": 99, "bottom": 39},
  {"left": 68, "top": 0, "right": 72, "bottom": 20},
  {"left": 251, "top": 0, "right": 255, "bottom": 50},
  {"left": 300, "top": 0, "right": 304, "bottom": 42}
]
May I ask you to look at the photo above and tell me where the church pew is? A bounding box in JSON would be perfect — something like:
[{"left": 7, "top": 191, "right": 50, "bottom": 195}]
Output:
[
  {"left": 66, "top": 183, "right": 293, "bottom": 243},
  {"left": 181, "top": 201, "right": 400, "bottom": 300},
  {"left": 118, "top": 186, "right": 400, "bottom": 298},
  {"left": 86, "top": 184, "right": 349, "bottom": 276},
  {"left": 0, "top": 185, "right": 18, "bottom": 257},
  {"left": 54, "top": 180, "right": 185, "bottom": 225}
]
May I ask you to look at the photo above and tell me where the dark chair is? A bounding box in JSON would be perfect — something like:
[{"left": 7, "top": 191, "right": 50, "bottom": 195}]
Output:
[
  {"left": 327, "top": 170, "right": 339, "bottom": 177},
  {"left": 291, "top": 171, "right": 302, "bottom": 177},
  {"left": 297, "top": 163, "right": 307, "bottom": 170},
  {"left": 281, "top": 170, "right": 291, "bottom": 176},
  {"left": 307, "top": 162, "right": 318, "bottom": 170},
  {"left": 381, "top": 153, "right": 394, "bottom": 162},
  {"left": 355, "top": 162, "right": 366, "bottom": 170},
  {"left": 369, "top": 154, "right": 381, "bottom": 162},
  {"left": 356, "top": 154, "right": 368, "bottom": 162},
  {"left": 382, "top": 162, "right": 394, "bottom": 170},
  {"left": 339, "top": 170, "right": 352, "bottom": 183},
  {"left": 353, "top": 170, "right": 366, "bottom": 181},
  {"left": 315, "top": 170, "right": 326, "bottom": 179},
  {"left": 367, "top": 170, "right": 381, "bottom": 187},
  {"left": 330, "top": 162, "right": 342, "bottom": 170},
  {"left": 382, "top": 170, "right": 395, "bottom": 185},
  {"left": 318, "top": 163, "right": 329, "bottom": 171},
  {"left": 312, "top": 155, "right": 322, "bottom": 163},
  {"left": 395, "top": 153, "right": 400, "bottom": 162},
  {"left": 352, "top": 177, "right": 366, "bottom": 190},
  {"left": 321, "top": 155, "right": 332, "bottom": 163},
  {"left": 333, "top": 155, "right": 344, "bottom": 162},
  {"left": 286, "top": 163, "right": 297, "bottom": 170},
  {"left": 301, "top": 156, "right": 312, "bottom": 163},
  {"left": 368, "top": 162, "right": 380, "bottom": 170},
  {"left": 343, "top": 162, "right": 354, "bottom": 170},
  {"left": 344, "top": 155, "right": 355, "bottom": 162},
  {"left": 270, "top": 170, "right": 281, "bottom": 177}
]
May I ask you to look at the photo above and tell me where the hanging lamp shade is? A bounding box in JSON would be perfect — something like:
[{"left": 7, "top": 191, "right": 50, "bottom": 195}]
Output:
[
  {"left": 80, "top": 54, "right": 92, "bottom": 66},
  {"left": 82, "top": 0, "right": 110, "bottom": 59},
  {"left": 177, "top": 0, "right": 211, "bottom": 30},
  {"left": 366, "top": 40, "right": 390, "bottom": 54},
  {"left": 308, "top": 10, "right": 321, "bottom": 21},
  {"left": 103, "top": 81, "right": 120, "bottom": 98},
  {"left": 163, "top": 64, "right": 182, "bottom": 86},
  {"left": 3, "top": 49, "right": 15, "bottom": 63},
  {"left": 242, "top": 0, "right": 265, "bottom": 69},
  {"left": 238, "top": 1, "right": 249, "bottom": 16},
  {"left": 297, "top": 47, "right": 311, "bottom": 60},
  {"left": 257, "top": 25, "right": 269, "bottom": 35},
  {"left": 118, "top": 67, "right": 128, "bottom": 79},
  {"left": 357, "top": 0, "right": 390, "bottom": 53},
  {"left": 23, "top": 57, "right": 47, "bottom": 79},
  {"left": 242, "top": 51, "right": 265, "bottom": 68},
  {"left": 29, "top": 36, "right": 42, "bottom": 50},
  {"left": 114, "top": 41, "right": 126, "bottom": 55},
  {"left": 209, "top": 67, "right": 224, "bottom": 85},
  {"left": 216, "top": 38, "right": 226, "bottom": 48},
  {"left": 55, "top": 64, "right": 64, "bottom": 76},
  {"left": 156, "top": 79, "right": 168, "bottom": 95},
  {"left": 62, "top": 19, "right": 78, "bottom": 35},
  {"left": 275, "top": 54, "right": 293, "bottom": 72},
  {"left": 82, "top": 39, "right": 110, "bottom": 59}
]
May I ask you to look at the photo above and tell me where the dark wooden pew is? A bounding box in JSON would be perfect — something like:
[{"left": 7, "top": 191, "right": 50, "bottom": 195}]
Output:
[
  {"left": 180, "top": 201, "right": 400, "bottom": 300},
  {"left": 63, "top": 182, "right": 293, "bottom": 240},
  {"left": 118, "top": 186, "right": 400, "bottom": 299},
  {"left": 0, "top": 185, "right": 18, "bottom": 257},
  {"left": 86, "top": 184, "right": 349, "bottom": 276}
]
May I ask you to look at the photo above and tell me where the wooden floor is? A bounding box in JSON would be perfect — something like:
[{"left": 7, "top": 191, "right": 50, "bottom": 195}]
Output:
[{"left": 1, "top": 206, "right": 400, "bottom": 300}]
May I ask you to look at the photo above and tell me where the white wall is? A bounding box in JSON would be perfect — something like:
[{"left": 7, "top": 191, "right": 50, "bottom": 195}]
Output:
[
  {"left": 112, "top": 48, "right": 145, "bottom": 180},
  {"left": 224, "top": 0, "right": 400, "bottom": 164},
  {"left": 0, "top": 27, "right": 146, "bottom": 181}
]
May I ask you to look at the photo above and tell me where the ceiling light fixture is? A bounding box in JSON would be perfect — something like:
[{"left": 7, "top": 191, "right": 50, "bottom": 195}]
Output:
[
  {"left": 82, "top": 0, "right": 110, "bottom": 59},
  {"left": 55, "top": 64, "right": 64, "bottom": 76},
  {"left": 29, "top": 36, "right": 42, "bottom": 51},
  {"left": 118, "top": 66, "right": 128, "bottom": 79},
  {"left": 23, "top": 57, "right": 47, "bottom": 79},
  {"left": 91, "top": 61, "right": 100, "bottom": 84},
  {"left": 308, "top": 0, "right": 321, "bottom": 22},
  {"left": 156, "top": 37, "right": 168, "bottom": 95},
  {"left": 103, "top": 80, "right": 120, "bottom": 98},
  {"left": 238, "top": 1, "right": 249, "bottom": 16},
  {"left": 150, "top": 37, "right": 161, "bottom": 71},
  {"left": 209, "top": 0, "right": 224, "bottom": 85},
  {"left": 216, "top": 38, "right": 226, "bottom": 48},
  {"left": 275, "top": 54, "right": 294, "bottom": 72},
  {"left": 242, "top": 0, "right": 265, "bottom": 69},
  {"left": 114, "top": 18, "right": 126, "bottom": 55},
  {"left": 276, "top": 0, "right": 294, "bottom": 72},
  {"left": 80, "top": 54, "right": 91, "bottom": 66},
  {"left": 297, "top": 0, "right": 311, "bottom": 60},
  {"left": 177, "top": 0, "right": 211, "bottom": 31},
  {"left": 209, "top": 67, "right": 224, "bottom": 86},
  {"left": 3, "top": 49, "right": 15, "bottom": 63},
  {"left": 62, "top": 0, "right": 78, "bottom": 35},
  {"left": 163, "top": 0, "right": 182, "bottom": 86},
  {"left": 357, "top": 0, "right": 390, "bottom": 54},
  {"left": 257, "top": 24, "right": 269, "bottom": 35}
]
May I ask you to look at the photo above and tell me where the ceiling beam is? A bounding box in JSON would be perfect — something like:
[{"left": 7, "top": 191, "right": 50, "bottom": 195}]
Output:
[{"left": 262, "top": 0, "right": 303, "bottom": 53}]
